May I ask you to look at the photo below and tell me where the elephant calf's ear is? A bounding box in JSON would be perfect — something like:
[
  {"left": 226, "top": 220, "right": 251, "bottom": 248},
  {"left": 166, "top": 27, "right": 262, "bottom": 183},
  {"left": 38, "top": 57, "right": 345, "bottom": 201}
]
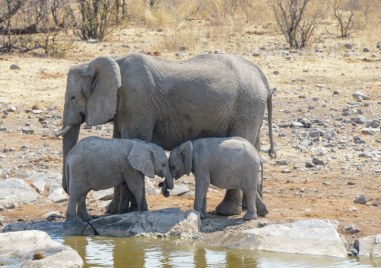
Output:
[
  {"left": 180, "top": 141, "right": 193, "bottom": 176},
  {"left": 128, "top": 144, "right": 155, "bottom": 178}
]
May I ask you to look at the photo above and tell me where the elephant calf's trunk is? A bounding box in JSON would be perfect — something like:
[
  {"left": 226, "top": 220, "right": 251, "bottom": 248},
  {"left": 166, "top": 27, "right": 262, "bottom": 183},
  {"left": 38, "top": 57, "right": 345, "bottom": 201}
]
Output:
[{"left": 158, "top": 182, "right": 170, "bottom": 197}]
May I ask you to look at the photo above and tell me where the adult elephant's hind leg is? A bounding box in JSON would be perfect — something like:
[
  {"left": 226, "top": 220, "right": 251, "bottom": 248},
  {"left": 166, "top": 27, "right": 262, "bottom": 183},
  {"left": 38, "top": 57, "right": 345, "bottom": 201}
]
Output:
[{"left": 216, "top": 189, "right": 242, "bottom": 216}]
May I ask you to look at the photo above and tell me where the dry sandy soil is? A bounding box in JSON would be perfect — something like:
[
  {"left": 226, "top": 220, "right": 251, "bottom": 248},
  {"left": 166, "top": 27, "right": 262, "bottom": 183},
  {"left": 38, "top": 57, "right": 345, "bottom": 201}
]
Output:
[{"left": 0, "top": 21, "right": 380, "bottom": 245}]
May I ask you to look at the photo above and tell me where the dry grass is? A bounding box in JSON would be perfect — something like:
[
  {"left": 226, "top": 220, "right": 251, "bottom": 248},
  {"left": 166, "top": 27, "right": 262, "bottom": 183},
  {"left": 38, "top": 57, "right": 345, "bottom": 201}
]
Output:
[{"left": 130, "top": 0, "right": 381, "bottom": 52}]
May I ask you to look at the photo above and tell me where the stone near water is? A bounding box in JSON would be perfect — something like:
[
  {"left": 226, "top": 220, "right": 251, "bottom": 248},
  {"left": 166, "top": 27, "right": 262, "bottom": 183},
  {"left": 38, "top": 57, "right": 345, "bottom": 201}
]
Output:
[
  {"left": 2, "top": 209, "right": 201, "bottom": 239},
  {"left": 0, "top": 230, "right": 83, "bottom": 267},
  {"left": 357, "top": 234, "right": 381, "bottom": 257},
  {"left": 213, "top": 219, "right": 348, "bottom": 258},
  {"left": 83, "top": 208, "right": 200, "bottom": 238}
]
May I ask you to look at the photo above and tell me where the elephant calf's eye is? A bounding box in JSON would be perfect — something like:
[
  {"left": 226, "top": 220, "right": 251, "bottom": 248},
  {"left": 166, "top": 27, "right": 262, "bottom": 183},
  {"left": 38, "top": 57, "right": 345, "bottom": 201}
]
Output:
[{"left": 71, "top": 96, "right": 75, "bottom": 100}]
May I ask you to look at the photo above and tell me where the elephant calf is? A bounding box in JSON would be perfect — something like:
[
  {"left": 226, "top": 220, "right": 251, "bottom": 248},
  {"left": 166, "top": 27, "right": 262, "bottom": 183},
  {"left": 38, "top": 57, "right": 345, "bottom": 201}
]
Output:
[
  {"left": 64, "top": 137, "right": 173, "bottom": 222},
  {"left": 166, "top": 137, "right": 268, "bottom": 220}
]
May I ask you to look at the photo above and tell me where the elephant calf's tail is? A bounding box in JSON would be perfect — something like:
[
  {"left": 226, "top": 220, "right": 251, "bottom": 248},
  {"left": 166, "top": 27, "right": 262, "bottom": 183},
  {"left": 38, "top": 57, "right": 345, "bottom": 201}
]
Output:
[{"left": 267, "top": 92, "right": 276, "bottom": 158}]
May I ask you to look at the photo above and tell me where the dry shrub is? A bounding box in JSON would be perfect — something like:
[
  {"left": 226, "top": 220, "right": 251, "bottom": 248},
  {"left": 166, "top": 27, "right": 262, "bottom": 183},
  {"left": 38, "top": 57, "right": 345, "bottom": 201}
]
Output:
[
  {"left": 359, "top": 0, "right": 381, "bottom": 45},
  {"left": 159, "top": 26, "right": 197, "bottom": 51},
  {"left": 0, "top": 0, "right": 76, "bottom": 55},
  {"left": 143, "top": 0, "right": 201, "bottom": 28},
  {"left": 330, "top": 0, "right": 361, "bottom": 38},
  {"left": 272, "top": 0, "right": 328, "bottom": 49}
]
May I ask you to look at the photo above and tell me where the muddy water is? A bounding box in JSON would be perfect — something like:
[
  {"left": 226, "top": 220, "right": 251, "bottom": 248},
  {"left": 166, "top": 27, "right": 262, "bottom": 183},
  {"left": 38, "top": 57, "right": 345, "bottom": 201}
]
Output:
[{"left": 60, "top": 236, "right": 378, "bottom": 268}]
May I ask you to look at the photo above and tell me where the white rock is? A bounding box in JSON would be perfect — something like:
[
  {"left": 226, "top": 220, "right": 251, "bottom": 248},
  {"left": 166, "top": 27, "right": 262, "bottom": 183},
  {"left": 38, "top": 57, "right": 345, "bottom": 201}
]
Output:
[
  {"left": 31, "top": 179, "right": 47, "bottom": 194},
  {"left": 358, "top": 234, "right": 381, "bottom": 257},
  {"left": 90, "top": 188, "right": 114, "bottom": 201},
  {"left": 0, "top": 230, "right": 83, "bottom": 267},
  {"left": 215, "top": 219, "right": 348, "bottom": 258},
  {"left": 169, "top": 183, "right": 190, "bottom": 196},
  {"left": 48, "top": 187, "right": 68, "bottom": 203},
  {"left": 0, "top": 178, "right": 38, "bottom": 204},
  {"left": 145, "top": 178, "right": 159, "bottom": 195}
]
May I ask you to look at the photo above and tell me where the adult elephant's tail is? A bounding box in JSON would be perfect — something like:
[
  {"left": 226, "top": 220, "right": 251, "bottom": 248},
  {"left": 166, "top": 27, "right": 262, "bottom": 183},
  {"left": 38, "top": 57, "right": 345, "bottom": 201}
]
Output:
[
  {"left": 62, "top": 161, "right": 69, "bottom": 193},
  {"left": 267, "top": 91, "right": 276, "bottom": 158}
]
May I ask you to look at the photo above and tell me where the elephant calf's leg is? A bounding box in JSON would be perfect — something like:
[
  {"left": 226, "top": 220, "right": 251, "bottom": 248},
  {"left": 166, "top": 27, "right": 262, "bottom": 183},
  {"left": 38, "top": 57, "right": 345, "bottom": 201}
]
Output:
[
  {"left": 194, "top": 177, "right": 209, "bottom": 218},
  {"left": 216, "top": 189, "right": 242, "bottom": 216},
  {"left": 242, "top": 189, "right": 257, "bottom": 221},
  {"left": 77, "top": 194, "right": 91, "bottom": 222},
  {"left": 256, "top": 192, "right": 269, "bottom": 217},
  {"left": 66, "top": 194, "right": 82, "bottom": 223}
]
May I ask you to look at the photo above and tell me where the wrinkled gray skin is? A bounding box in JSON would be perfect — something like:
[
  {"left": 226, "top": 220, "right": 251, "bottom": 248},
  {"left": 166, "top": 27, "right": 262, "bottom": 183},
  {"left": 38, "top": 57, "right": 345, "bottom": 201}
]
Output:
[
  {"left": 59, "top": 52, "right": 275, "bottom": 216},
  {"left": 64, "top": 136, "right": 172, "bottom": 223},
  {"left": 168, "top": 137, "right": 268, "bottom": 220}
]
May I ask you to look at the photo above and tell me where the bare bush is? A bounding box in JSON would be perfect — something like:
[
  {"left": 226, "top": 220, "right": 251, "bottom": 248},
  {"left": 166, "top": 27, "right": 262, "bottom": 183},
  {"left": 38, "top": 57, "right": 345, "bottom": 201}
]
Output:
[
  {"left": 76, "top": 0, "right": 117, "bottom": 41},
  {"left": 0, "top": 0, "right": 75, "bottom": 56},
  {"left": 272, "top": 0, "right": 326, "bottom": 49},
  {"left": 330, "top": 0, "right": 360, "bottom": 38}
]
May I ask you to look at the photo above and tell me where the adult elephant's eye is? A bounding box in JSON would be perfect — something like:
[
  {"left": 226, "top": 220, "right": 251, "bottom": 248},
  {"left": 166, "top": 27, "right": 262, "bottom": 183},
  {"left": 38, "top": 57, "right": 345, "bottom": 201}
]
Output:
[{"left": 71, "top": 96, "right": 75, "bottom": 100}]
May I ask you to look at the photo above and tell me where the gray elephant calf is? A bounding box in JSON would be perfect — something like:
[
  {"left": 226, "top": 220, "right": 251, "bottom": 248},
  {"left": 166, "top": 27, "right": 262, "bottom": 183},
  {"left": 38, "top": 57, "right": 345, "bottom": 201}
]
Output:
[
  {"left": 167, "top": 137, "right": 268, "bottom": 220},
  {"left": 65, "top": 137, "right": 173, "bottom": 222}
]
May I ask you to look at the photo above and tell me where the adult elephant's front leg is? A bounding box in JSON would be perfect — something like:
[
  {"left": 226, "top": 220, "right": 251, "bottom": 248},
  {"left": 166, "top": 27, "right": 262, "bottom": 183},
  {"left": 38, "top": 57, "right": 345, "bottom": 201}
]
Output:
[
  {"left": 106, "top": 123, "right": 133, "bottom": 214},
  {"left": 215, "top": 189, "right": 242, "bottom": 216}
]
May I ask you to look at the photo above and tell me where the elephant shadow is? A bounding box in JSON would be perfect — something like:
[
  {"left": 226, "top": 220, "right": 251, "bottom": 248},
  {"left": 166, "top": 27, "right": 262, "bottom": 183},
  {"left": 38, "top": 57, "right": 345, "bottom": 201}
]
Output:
[{"left": 200, "top": 212, "right": 254, "bottom": 233}]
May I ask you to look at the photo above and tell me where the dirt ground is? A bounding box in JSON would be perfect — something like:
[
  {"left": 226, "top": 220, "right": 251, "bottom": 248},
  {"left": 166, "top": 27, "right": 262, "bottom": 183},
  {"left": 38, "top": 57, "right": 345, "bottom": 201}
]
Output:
[{"left": 0, "top": 21, "right": 380, "bottom": 245}]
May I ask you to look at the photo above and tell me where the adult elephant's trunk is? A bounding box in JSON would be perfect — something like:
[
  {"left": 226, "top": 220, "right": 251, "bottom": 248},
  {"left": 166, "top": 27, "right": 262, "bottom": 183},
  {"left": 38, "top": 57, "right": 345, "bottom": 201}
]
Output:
[{"left": 62, "top": 124, "right": 80, "bottom": 193}]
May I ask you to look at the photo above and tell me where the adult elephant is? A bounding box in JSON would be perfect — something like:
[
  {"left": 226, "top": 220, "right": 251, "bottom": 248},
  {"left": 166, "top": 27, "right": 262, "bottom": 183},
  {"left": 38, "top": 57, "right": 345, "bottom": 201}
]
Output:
[{"left": 57, "top": 52, "right": 275, "bottom": 216}]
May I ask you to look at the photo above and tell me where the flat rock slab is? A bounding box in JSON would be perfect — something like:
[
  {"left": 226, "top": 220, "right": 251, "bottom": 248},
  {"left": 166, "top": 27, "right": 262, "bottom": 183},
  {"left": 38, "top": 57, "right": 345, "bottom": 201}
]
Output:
[
  {"left": 2, "top": 208, "right": 201, "bottom": 238},
  {"left": 0, "top": 230, "right": 83, "bottom": 267},
  {"left": 358, "top": 234, "right": 381, "bottom": 258},
  {"left": 212, "top": 219, "right": 348, "bottom": 258},
  {"left": 83, "top": 208, "right": 200, "bottom": 237}
]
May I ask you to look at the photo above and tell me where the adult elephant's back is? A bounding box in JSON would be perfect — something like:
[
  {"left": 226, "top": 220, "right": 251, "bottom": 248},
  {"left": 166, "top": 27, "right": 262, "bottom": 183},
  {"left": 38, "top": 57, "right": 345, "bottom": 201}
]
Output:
[{"left": 116, "top": 53, "right": 272, "bottom": 152}]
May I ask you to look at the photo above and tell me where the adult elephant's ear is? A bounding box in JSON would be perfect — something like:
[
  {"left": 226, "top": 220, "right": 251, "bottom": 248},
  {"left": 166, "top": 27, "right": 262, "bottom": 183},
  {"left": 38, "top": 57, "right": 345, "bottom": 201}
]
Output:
[
  {"left": 85, "top": 56, "right": 121, "bottom": 126},
  {"left": 180, "top": 141, "right": 193, "bottom": 176},
  {"left": 128, "top": 144, "right": 155, "bottom": 178}
]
